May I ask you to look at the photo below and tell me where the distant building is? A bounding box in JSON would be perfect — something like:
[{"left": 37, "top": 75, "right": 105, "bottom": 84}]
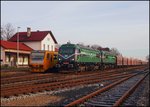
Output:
[
  {"left": 9, "top": 27, "right": 58, "bottom": 51},
  {"left": 0, "top": 40, "right": 33, "bottom": 66}
]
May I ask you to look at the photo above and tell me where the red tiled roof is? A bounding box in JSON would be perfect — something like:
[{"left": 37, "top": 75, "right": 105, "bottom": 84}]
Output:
[
  {"left": 0, "top": 40, "right": 33, "bottom": 51},
  {"left": 9, "top": 31, "right": 57, "bottom": 43}
]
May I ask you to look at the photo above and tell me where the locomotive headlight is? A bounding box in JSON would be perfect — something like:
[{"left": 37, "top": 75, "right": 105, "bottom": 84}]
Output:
[
  {"left": 71, "top": 58, "right": 75, "bottom": 61},
  {"left": 59, "top": 58, "right": 61, "bottom": 61}
]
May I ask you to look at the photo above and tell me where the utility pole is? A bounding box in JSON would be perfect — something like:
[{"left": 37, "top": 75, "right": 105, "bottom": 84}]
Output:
[{"left": 17, "top": 27, "right": 20, "bottom": 67}]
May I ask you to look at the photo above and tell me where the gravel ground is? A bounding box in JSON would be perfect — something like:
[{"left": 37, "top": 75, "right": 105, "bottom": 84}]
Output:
[
  {"left": 1, "top": 83, "right": 103, "bottom": 106},
  {"left": 47, "top": 83, "right": 104, "bottom": 106},
  {"left": 123, "top": 73, "right": 149, "bottom": 106},
  {"left": 1, "top": 94, "right": 63, "bottom": 106},
  {"left": 1, "top": 71, "right": 31, "bottom": 78}
]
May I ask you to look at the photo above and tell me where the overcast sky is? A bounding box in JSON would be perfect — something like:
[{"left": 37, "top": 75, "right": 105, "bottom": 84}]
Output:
[{"left": 1, "top": 1, "right": 149, "bottom": 61}]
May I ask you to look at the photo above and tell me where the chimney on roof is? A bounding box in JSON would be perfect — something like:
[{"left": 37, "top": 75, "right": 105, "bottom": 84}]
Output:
[{"left": 27, "top": 27, "right": 31, "bottom": 37}]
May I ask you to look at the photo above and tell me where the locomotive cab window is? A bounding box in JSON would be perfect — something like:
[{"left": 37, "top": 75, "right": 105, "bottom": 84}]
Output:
[
  {"left": 78, "top": 49, "right": 81, "bottom": 53},
  {"left": 59, "top": 47, "right": 75, "bottom": 54},
  {"left": 76, "top": 49, "right": 80, "bottom": 53}
]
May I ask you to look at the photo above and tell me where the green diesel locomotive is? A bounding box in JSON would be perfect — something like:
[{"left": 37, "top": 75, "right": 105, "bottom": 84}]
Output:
[{"left": 56, "top": 43, "right": 116, "bottom": 71}]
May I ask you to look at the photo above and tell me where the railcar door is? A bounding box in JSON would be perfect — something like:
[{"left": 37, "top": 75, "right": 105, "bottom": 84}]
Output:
[
  {"left": 45, "top": 52, "right": 51, "bottom": 69},
  {"left": 53, "top": 53, "right": 58, "bottom": 67},
  {"left": 49, "top": 52, "right": 53, "bottom": 68}
]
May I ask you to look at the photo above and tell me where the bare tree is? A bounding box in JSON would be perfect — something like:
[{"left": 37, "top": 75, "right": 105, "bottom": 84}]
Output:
[
  {"left": 91, "top": 44, "right": 102, "bottom": 50},
  {"left": 110, "top": 48, "right": 121, "bottom": 55},
  {"left": 102, "top": 47, "right": 110, "bottom": 51},
  {"left": 1, "top": 27, "right": 5, "bottom": 40},
  {"left": 1, "top": 23, "right": 16, "bottom": 40},
  {"left": 146, "top": 55, "right": 149, "bottom": 62},
  {"left": 55, "top": 44, "right": 61, "bottom": 49},
  {"left": 77, "top": 42, "right": 85, "bottom": 46}
]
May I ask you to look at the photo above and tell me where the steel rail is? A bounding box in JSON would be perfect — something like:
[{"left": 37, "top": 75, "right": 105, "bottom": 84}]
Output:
[
  {"left": 1, "top": 73, "right": 133, "bottom": 98},
  {"left": 1, "top": 66, "right": 144, "bottom": 86},
  {"left": 113, "top": 72, "right": 149, "bottom": 106},
  {"left": 65, "top": 74, "right": 138, "bottom": 107},
  {"left": 1, "top": 66, "right": 146, "bottom": 98},
  {"left": 1, "top": 69, "right": 130, "bottom": 91},
  {"left": 1, "top": 69, "right": 134, "bottom": 92}
]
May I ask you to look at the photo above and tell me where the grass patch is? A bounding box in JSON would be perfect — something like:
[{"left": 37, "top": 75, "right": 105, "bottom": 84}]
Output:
[{"left": 1, "top": 65, "right": 30, "bottom": 72}]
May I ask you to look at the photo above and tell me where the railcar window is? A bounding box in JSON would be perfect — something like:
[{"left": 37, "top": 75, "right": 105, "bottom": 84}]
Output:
[
  {"left": 31, "top": 52, "right": 44, "bottom": 61},
  {"left": 54, "top": 54, "right": 58, "bottom": 60},
  {"left": 51, "top": 56, "right": 52, "bottom": 62}
]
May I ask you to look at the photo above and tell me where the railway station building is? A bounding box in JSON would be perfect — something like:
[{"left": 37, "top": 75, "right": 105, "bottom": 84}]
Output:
[
  {"left": 9, "top": 27, "right": 58, "bottom": 51},
  {"left": 0, "top": 40, "right": 33, "bottom": 66}
]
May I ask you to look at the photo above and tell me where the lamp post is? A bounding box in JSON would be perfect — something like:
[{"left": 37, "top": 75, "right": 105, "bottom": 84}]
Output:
[
  {"left": 1, "top": 28, "right": 4, "bottom": 40},
  {"left": 17, "top": 27, "right": 20, "bottom": 67}
]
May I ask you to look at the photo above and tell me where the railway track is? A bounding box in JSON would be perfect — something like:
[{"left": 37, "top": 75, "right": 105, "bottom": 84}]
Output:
[
  {"left": 1, "top": 69, "right": 119, "bottom": 88},
  {"left": 0, "top": 72, "right": 130, "bottom": 98},
  {"left": 1, "top": 66, "right": 146, "bottom": 98},
  {"left": 1, "top": 73, "right": 62, "bottom": 84},
  {"left": 65, "top": 69, "right": 149, "bottom": 107},
  {"left": 1, "top": 66, "right": 146, "bottom": 91},
  {"left": 1, "top": 71, "right": 33, "bottom": 79},
  {"left": 1, "top": 66, "right": 145, "bottom": 86},
  {"left": 2, "top": 66, "right": 144, "bottom": 89}
]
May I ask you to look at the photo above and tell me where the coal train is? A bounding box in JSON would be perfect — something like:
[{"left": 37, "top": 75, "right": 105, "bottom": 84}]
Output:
[
  {"left": 56, "top": 43, "right": 146, "bottom": 71},
  {"left": 30, "top": 43, "right": 146, "bottom": 72}
]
